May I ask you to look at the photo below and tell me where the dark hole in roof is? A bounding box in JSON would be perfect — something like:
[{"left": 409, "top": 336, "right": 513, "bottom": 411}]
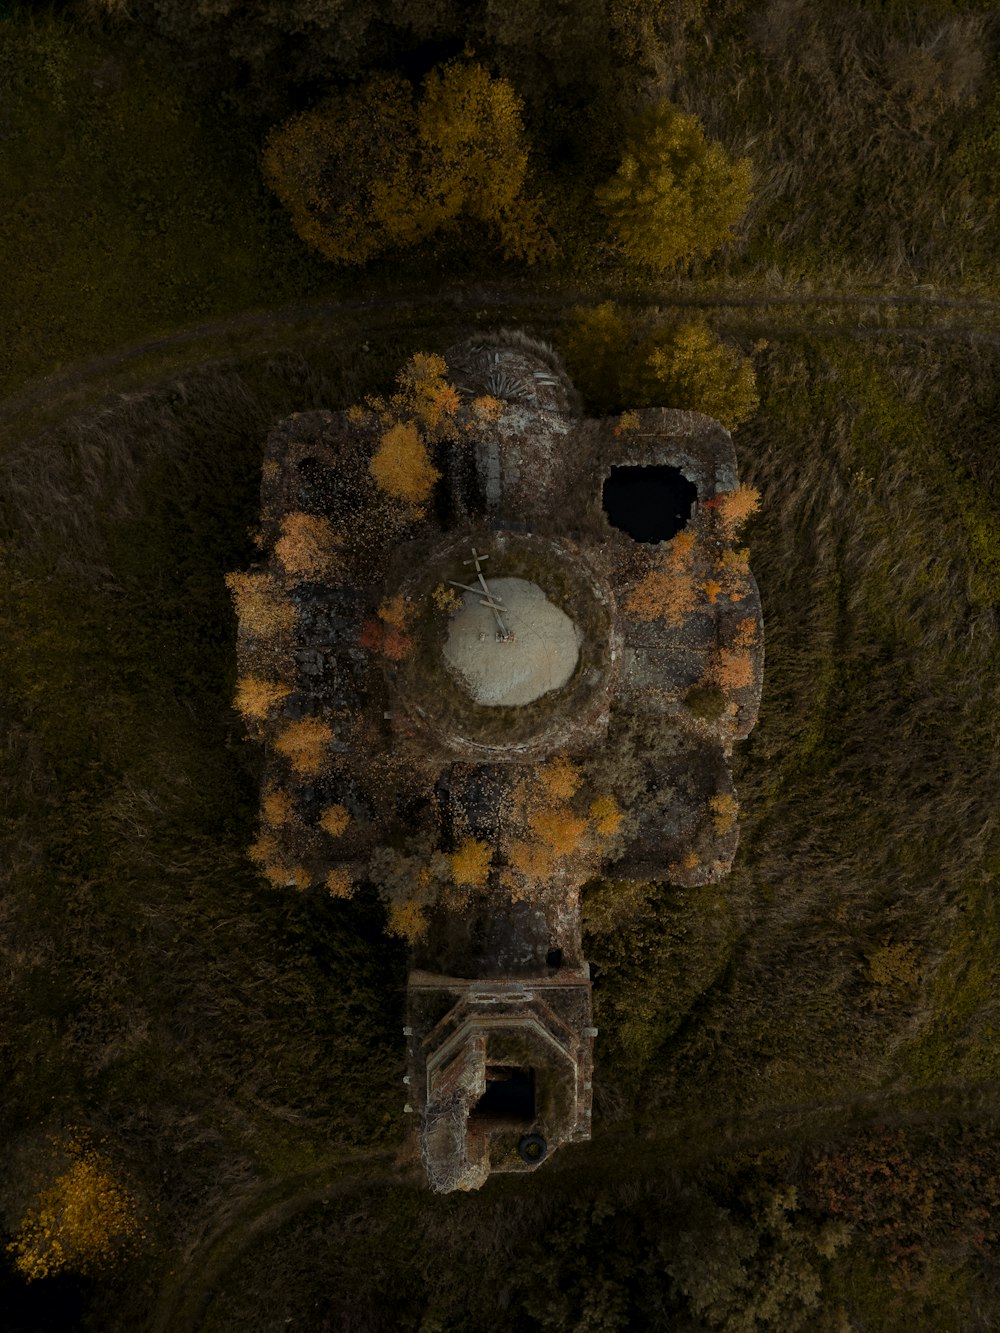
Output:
[
  {"left": 471, "top": 1067, "right": 535, "bottom": 1122},
  {"left": 602, "top": 465, "right": 698, "bottom": 543}
]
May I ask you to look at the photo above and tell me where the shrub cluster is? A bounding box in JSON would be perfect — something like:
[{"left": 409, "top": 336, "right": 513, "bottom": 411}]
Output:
[
  {"left": 263, "top": 62, "right": 550, "bottom": 267},
  {"left": 9, "top": 1134, "right": 143, "bottom": 1281},
  {"left": 563, "top": 302, "right": 760, "bottom": 427}
]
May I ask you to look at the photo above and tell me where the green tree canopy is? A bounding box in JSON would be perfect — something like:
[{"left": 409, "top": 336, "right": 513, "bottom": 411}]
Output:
[
  {"left": 595, "top": 100, "right": 752, "bottom": 268},
  {"left": 262, "top": 60, "right": 550, "bottom": 267},
  {"left": 563, "top": 302, "right": 760, "bottom": 429},
  {"left": 641, "top": 320, "right": 760, "bottom": 429}
]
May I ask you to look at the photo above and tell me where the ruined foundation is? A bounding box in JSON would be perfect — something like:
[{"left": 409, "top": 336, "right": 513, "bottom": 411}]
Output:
[{"left": 231, "top": 330, "right": 763, "bottom": 1191}]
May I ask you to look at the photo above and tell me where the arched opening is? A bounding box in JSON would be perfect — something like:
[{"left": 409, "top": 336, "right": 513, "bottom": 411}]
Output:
[{"left": 602, "top": 465, "right": 698, "bottom": 543}]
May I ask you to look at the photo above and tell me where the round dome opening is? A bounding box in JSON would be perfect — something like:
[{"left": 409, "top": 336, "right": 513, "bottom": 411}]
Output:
[{"left": 442, "top": 577, "right": 580, "bottom": 707}]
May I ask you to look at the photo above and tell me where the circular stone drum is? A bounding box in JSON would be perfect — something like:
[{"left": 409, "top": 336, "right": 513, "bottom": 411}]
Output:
[
  {"left": 442, "top": 578, "right": 581, "bottom": 707},
  {"left": 390, "top": 531, "right": 615, "bottom": 758}
]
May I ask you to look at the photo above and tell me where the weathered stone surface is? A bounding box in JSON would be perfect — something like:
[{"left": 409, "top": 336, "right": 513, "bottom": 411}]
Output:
[{"left": 235, "top": 335, "right": 763, "bottom": 1193}]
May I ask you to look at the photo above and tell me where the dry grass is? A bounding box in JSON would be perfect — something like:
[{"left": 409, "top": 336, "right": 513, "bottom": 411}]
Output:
[
  {"left": 669, "top": 8, "right": 994, "bottom": 290},
  {"left": 595, "top": 330, "right": 1000, "bottom": 1124},
  {"left": 0, "top": 353, "right": 415, "bottom": 1318}
]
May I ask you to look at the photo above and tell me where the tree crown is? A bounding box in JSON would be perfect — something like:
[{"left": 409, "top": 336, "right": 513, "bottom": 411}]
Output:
[{"left": 596, "top": 101, "right": 752, "bottom": 269}]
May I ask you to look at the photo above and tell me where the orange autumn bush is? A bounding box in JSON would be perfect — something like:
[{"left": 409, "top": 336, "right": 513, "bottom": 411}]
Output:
[
  {"left": 716, "top": 648, "right": 754, "bottom": 690},
  {"left": 450, "top": 837, "right": 493, "bottom": 888},
  {"left": 714, "top": 484, "right": 761, "bottom": 539},
  {"left": 503, "top": 759, "right": 624, "bottom": 896},
  {"left": 319, "top": 804, "right": 350, "bottom": 838},
  {"left": 225, "top": 571, "right": 296, "bottom": 637},
  {"left": 274, "top": 717, "right": 333, "bottom": 776},
  {"left": 387, "top": 899, "right": 429, "bottom": 943},
  {"left": 326, "top": 867, "right": 354, "bottom": 899},
  {"left": 626, "top": 529, "right": 701, "bottom": 626},
  {"left": 233, "top": 675, "right": 290, "bottom": 721},
  {"left": 262, "top": 787, "right": 296, "bottom": 827},
  {"left": 370, "top": 420, "right": 440, "bottom": 505},
  {"left": 274, "top": 511, "right": 340, "bottom": 578}
]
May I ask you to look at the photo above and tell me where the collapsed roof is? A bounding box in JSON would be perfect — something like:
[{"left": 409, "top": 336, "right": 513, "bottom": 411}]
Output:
[{"left": 230, "top": 331, "right": 763, "bottom": 1189}]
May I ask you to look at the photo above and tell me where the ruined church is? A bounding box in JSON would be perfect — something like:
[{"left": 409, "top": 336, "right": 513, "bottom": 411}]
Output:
[{"left": 230, "top": 332, "right": 763, "bottom": 1191}]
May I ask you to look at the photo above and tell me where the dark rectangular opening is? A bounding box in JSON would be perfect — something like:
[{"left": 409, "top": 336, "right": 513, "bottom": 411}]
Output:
[{"left": 471, "top": 1066, "right": 535, "bottom": 1122}]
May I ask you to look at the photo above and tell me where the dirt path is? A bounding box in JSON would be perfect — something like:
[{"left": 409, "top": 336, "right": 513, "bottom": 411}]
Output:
[
  {"left": 6, "top": 280, "right": 1000, "bottom": 446},
  {"left": 149, "top": 1149, "right": 406, "bottom": 1333},
  {"left": 150, "top": 1080, "right": 1000, "bottom": 1333}
]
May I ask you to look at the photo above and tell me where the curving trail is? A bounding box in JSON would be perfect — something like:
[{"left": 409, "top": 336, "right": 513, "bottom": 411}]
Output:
[
  {"left": 6, "top": 280, "right": 1000, "bottom": 447},
  {"left": 149, "top": 1150, "right": 408, "bottom": 1333},
  {"left": 149, "top": 1081, "right": 1000, "bottom": 1332}
]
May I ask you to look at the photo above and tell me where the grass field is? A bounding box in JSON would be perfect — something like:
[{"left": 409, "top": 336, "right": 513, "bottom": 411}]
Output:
[
  {"left": 0, "top": 10, "right": 332, "bottom": 397},
  {"left": 3, "top": 314, "right": 999, "bottom": 1330},
  {"left": 605, "top": 331, "right": 1000, "bottom": 1103},
  {"left": 4, "top": 1, "right": 1000, "bottom": 1329}
]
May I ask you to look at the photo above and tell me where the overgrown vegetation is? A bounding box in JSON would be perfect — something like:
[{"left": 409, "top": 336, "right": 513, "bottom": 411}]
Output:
[
  {"left": 263, "top": 61, "right": 551, "bottom": 267},
  {"left": 4, "top": 320, "right": 1000, "bottom": 1329},
  {"left": 14, "top": 0, "right": 1000, "bottom": 401},
  {"left": 5, "top": 0, "right": 1000, "bottom": 1327},
  {"left": 595, "top": 99, "right": 752, "bottom": 270},
  {"left": 179, "top": 1116, "right": 1000, "bottom": 1331},
  {"left": 563, "top": 303, "right": 760, "bottom": 426},
  {"left": 0, "top": 351, "right": 414, "bottom": 1322}
]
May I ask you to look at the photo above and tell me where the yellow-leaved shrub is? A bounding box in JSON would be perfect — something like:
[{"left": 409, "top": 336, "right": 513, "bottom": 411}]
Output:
[
  {"left": 233, "top": 675, "right": 290, "bottom": 722},
  {"left": 562, "top": 303, "right": 759, "bottom": 427},
  {"left": 225, "top": 571, "right": 296, "bottom": 637},
  {"left": 319, "top": 804, "right": 350, "bottom": 838},
  {"left": 274, "top": 512, "right": 340, "bottom": 578},
  {"left": 274, "top": 717, "right": 333, "bottom": 776},
  {"left": 263, "top": 61, "right": 550, "bottom": 268},
  {"left": 625, "top": 530, "right": 699, "bottom": 626},
  {"left": 450, "top": 837, "right": 493, "bottom": 888},
  {"left": 369, "top": 421, "right": 440, "bottom": 505},
  {"left": 596, "top": 100, "right": 752, "bottom": 269},
  {"left": 9, "top": 1136, "right": 142, "bottom": 1280}
]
